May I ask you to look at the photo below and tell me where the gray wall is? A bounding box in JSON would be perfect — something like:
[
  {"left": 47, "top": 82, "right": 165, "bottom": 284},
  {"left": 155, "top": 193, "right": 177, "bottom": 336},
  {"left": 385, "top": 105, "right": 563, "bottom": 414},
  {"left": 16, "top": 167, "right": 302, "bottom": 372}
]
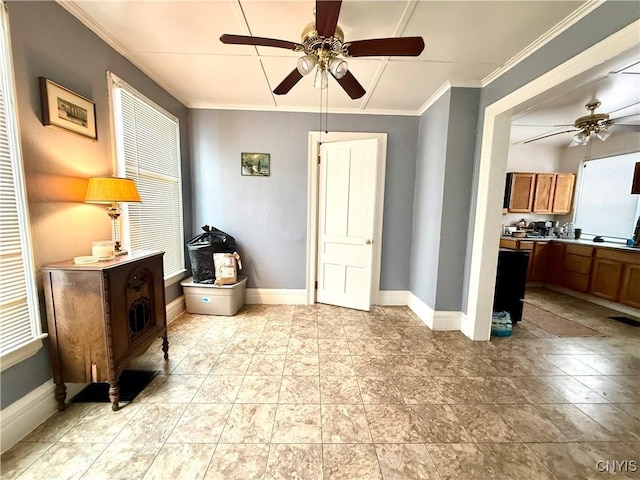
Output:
[
  {"left": 1, "top": 1, "right": 191, "bottom": 409},
  {"left": 409, "top": 88, "right": 480, "bottom": 311},
  {"left": 436, "top": 88, "right": 480, "bottom": 311},
  {"left": 409, "top": 91, "right": 451, "bottom": 306},
  {"left": 189, "top": 109, "right": 418, "bottom": 290},
  {"left": 460, "top": 1, "right": 640, "bottom": 312}
]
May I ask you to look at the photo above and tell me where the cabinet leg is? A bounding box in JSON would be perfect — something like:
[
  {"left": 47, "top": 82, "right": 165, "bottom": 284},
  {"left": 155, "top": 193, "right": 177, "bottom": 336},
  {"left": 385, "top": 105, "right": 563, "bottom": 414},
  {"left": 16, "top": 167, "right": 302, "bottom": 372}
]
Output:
[
  {"left": 54, "top": 382, "right": 67, "bottom": 411},
  {"left": 162, "top": 333, "right": 169, "bottom": 361},
  {"left": 109, "top": 383, "right": 120, "bottom": 411}
]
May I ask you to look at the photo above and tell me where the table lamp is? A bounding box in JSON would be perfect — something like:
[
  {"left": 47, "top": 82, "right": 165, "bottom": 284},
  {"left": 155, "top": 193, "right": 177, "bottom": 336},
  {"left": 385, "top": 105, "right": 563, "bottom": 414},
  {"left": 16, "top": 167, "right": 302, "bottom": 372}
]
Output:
[{"left": 85, "top": 176, "right": 141, "bottom": 254}]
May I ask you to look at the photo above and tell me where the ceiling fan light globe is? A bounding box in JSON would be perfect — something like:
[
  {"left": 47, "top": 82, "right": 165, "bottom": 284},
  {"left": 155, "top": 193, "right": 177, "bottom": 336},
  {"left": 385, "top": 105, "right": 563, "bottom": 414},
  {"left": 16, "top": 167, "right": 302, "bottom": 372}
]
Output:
[
  {"left": 314, "top": 69, "right": 328, "bottom": 89},
  {"left": 570, "top": 130, "right": 590, "bottom": 146},
  {"left": 595, "top": 128, "right": 611, "bottom": 141},
  {"left": 297, "top": 55, "right": 317, "bottom": 76},
  {"left": 328, "top": 57, "right": 348, "bottom": 79}
]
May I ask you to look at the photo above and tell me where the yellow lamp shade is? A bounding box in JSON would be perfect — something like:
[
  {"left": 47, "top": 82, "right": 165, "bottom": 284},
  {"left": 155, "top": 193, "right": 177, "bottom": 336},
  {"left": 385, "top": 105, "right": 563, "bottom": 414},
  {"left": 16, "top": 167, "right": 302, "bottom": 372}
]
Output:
[{"left": 85, "top": 177, "right": 141, "bottom": 204}]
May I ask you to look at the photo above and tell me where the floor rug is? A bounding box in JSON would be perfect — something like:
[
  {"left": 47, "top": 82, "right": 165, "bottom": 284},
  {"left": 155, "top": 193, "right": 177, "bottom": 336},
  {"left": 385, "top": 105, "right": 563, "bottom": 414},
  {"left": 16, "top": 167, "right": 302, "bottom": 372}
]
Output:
[
  {"left": 71, "top": 369, "right": 159, "bottom": 403},
  {"left": 608, "top": 315, "right": 640, "bottom": 327},
  {"left": 522, "top": 303, "right": 604, "bottom": 337}
]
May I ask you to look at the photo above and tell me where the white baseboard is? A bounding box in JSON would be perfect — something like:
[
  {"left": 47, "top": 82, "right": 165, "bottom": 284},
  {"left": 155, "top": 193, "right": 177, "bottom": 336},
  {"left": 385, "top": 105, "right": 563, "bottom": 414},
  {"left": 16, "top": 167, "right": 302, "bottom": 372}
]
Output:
[
  {"left": 407, "top": 292, "right": 435, "bottom": 329},
  {"left": 166, "top": 295, "right": 186, "bottom": 325},
  {"left": 0, "top": 381, "right": 85, "bottom": 453},
  {"left": 245, "top": 288, "right": 307, "bottom": 305},
  {"left": 376, "top": 290, "right": 409, "bottom": 306},
  {"left": 433, "top": 311, "right": 463, "bottom": 330},
  {"left": 544, "top": 284, "right": 640, "bottom": 319}
]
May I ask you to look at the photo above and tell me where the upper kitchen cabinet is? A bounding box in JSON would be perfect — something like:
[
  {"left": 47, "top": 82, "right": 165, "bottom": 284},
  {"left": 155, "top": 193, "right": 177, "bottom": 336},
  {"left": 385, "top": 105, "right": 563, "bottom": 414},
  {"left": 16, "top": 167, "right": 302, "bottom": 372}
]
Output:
[
  {"left": 505, "top": 173, "right": 535, "bottom": 212},
  {"left": 532, "top": 173, "right": 556, "bottom": 213},
  {"left": 551, "top": 173, "right": 576, "bottom": 214},
  {"left": 504, "top": 172, "right": 575, "bottom": 214}
]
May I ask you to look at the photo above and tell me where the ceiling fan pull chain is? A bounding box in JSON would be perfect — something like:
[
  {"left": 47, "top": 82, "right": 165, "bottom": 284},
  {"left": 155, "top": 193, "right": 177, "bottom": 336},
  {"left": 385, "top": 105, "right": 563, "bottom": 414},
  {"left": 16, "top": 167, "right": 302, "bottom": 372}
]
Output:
[{"left": 325, "top": 81, "right": 329, "bottom": 134}]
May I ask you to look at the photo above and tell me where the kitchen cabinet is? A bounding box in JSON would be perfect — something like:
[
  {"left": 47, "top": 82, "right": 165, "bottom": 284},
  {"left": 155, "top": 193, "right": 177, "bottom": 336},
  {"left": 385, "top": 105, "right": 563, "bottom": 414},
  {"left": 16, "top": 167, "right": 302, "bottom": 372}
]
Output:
[
  {"left": 546, "top": 242, "right": 565, "bottom": 285},
  {"left": 590, "top": 248, "right": 640, "bottom": 306},
  {"left": 506, "top": 173, "right": 535, "bottom": 213},
  {"left": 620, "top": 264, "right": 640, "bottom": 309},
  {"left": 504, "top": 172, "right": 575, "bottom": 214},
  {"left": 529, "top": 241, "right": 550, "bottom": 281},
  {"left": 561, "top": 244, "right": 593, "bottom": 293},
  {"left": 552, "top": 173, "right": 575, "bottom": 214},
  {"left": 532, "top": 174, "right": 555, "bottom": 213},
  {"left": 42, "top": 250, "right": 168, "bottom": 411}
]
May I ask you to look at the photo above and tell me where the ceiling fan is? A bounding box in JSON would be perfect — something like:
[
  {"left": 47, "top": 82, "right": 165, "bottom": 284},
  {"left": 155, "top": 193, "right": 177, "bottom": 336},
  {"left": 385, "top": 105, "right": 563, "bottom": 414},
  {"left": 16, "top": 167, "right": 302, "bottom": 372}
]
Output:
[
  {"left": 220, "top": 0, "right": 425, "bottom": 100},
  {"left": 523, "top": 101, "right": 640, "bottom": 146}
]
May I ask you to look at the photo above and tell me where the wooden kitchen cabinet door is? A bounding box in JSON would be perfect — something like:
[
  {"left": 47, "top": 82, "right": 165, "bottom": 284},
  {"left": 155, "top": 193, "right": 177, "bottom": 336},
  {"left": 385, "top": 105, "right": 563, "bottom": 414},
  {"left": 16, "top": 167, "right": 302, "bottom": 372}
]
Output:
[
  {"left": 529, "top": 241, "right": 549, "bottom": 281},
  {"left": 619, "top": 263, "right": 640, "bottom": 309},
  {"left": 508, "top": 173, "right": 535, "bottom": 213},
  {"left": 532, "top": 174, "right": 556, "bottom": 213},
  {"left": 552, "top": 173, "right": 575, "bottom": 214},
  {"left": 589, "top": 258, "right": 623, "bottom": 301}
]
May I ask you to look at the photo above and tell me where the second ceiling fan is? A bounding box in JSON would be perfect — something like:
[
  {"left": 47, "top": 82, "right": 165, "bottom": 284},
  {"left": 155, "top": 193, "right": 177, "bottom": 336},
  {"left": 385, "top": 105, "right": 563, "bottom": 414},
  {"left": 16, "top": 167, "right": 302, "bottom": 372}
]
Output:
[{"left": 220, "top": 0, "right": 425, "bottom": 100}]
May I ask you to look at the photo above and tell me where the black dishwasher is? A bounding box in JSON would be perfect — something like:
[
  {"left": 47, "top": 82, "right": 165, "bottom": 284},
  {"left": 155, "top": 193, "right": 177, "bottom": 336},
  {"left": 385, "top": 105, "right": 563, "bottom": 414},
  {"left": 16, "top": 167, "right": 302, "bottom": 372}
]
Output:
[{"left": 493, "top": 248, "right": 529, "bottom": 323}]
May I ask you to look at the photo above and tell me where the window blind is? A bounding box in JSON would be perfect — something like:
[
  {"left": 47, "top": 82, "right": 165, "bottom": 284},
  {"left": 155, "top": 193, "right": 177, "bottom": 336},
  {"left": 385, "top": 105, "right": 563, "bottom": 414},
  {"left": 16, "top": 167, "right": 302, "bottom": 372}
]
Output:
[
  {"left": 0, "top": 4, "right": 43, "bottom": 361},
  {"left": 574, "top": 153, "right": 640, "bottom": 239},
  {"left": 110, "top": 75, "right": 185, "bottom": 280}
]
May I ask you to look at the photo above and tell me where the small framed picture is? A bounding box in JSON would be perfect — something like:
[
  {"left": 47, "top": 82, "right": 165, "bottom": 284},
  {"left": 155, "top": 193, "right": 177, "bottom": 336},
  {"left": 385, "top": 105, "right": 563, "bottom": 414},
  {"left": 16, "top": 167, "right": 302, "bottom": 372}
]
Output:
[
  {"left": 241, "top": 152, "right": 270, "bottom": 176},
  {"left": 39, "top": 77, "right": 97, "bottom": 140}
]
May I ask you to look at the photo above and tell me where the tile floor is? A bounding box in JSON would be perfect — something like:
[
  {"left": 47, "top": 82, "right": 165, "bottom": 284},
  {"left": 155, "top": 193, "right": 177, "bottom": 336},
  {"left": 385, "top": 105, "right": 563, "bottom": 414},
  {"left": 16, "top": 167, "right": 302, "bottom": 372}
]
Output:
[{"left": 2, "top": 290, "right": 639, "bottom": 479}]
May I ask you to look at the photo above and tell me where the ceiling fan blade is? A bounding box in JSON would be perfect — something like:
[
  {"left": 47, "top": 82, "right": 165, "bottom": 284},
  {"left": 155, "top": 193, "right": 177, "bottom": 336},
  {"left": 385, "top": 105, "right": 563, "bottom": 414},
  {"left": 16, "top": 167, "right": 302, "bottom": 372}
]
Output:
[
  {"left": 333, "top": 70, "right": 366, "bottom": 99},
  {"left": 273, "top": 69, "right": 304, "bottom": 95},
  {"left": 612, "top": 124, "right": 640, "bottom": 131},
  {"left": 611, "top": 113, "right": 640, "bottom": 123},
  {"left": 315, "top": 0, "right": 342, "bottom": 38},
  {"left": 523, "top": 129, "right": 578, "bottom": 144},
  {"left": 346, "top": 37, "right": 425, "bottom": 57},
  {"left": 220, "top": 34, "right": 301, "bottom": 51}
]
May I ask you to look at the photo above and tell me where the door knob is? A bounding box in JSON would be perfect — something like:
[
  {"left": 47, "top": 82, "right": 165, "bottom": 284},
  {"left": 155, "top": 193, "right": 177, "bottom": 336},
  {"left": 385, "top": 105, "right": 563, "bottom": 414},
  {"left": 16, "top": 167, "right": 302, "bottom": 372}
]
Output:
[{"left": 365, "top": 239, "right": 373, "bottom": 245}]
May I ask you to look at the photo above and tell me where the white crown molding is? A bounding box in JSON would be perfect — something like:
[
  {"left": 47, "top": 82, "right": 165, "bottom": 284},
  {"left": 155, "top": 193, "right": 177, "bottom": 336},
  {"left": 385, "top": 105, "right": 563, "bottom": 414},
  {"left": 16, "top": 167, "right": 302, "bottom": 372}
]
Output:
[
  {"left": 481, "top": 0, "right": 605, "bottom": 87},
  {"left": 56, "top": 1, "right": 190, "bottom": 107},
  {"left": 417, "top": 81, "right": 451, "bottom": 116},
  {"left": 188, "top": 103, "right": 421, "bottom": 116}
]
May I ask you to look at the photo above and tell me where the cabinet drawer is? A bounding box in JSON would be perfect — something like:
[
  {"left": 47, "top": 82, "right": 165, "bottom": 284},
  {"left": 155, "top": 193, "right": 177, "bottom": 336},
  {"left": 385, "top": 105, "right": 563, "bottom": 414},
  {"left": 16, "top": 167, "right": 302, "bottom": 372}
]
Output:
[
  {"left": 566, "top": 244, "right": 593, "bottom": 257},
  {"left": 564, "top": 254, "right": 592, "bottom": 275},
  {"left": 518, "top": 241, "right": 534, "bottom": 251},
  {"left": 595, "top": 248, "right": 640, "bottom": 264},
  {"left": 500, "top": 238, "right": 518, "bottom": 249},
  {"left": 562, "top": 271, "right": 590, "bottom": 292}
]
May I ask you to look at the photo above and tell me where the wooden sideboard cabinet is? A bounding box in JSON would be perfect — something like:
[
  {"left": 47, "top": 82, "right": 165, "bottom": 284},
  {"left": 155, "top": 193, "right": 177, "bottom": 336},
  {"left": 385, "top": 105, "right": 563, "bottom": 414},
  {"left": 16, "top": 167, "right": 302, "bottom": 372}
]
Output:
[{"left": 42, "top": 250, "right": 169, "bottom": 411}]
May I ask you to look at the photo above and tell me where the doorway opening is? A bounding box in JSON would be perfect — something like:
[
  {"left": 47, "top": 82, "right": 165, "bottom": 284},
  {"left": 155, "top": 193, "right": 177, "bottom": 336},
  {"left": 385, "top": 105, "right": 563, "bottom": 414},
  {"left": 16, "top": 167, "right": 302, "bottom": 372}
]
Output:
[{"left": 465, "top": 21, "right": 640, "bottom": 340}]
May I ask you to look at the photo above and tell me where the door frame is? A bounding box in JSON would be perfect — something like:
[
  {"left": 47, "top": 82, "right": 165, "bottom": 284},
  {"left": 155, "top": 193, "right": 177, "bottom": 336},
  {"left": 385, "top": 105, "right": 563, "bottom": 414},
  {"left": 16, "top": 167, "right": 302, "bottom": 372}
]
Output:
[
  {"left": 306, "top": 132, "right": 388, "bottom": 306},
  {"left": 464, "top": 20, "right": 640, "bottom": 340}
]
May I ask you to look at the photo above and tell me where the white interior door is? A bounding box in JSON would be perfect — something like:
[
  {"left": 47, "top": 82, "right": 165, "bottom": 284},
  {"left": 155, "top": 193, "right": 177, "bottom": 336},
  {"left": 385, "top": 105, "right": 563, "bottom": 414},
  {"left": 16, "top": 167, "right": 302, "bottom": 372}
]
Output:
[{"left": 317, "top": 138, "right": 378, "bottom": 311}]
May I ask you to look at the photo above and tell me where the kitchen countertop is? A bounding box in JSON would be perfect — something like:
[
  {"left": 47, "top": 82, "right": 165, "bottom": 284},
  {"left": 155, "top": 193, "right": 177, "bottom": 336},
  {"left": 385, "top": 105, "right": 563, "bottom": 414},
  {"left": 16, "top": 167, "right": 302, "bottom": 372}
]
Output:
[{"left": 500, "top": 235, "right": 640, "bottom": 253}]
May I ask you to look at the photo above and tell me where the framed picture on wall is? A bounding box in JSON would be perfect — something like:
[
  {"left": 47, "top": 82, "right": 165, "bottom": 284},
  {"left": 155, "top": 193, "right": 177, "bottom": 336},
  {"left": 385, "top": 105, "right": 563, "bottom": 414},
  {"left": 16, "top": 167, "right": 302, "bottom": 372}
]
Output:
[
  {"left": 241, "top": 152, "right": 270, "bottom": 176},
  {"left": 39, "top": 77, "right": 97, "bottom": 140}
]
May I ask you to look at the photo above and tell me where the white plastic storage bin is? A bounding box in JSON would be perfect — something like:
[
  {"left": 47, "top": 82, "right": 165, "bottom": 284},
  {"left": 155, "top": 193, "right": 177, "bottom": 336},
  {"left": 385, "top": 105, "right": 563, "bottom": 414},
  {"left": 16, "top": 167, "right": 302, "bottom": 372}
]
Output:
[{"left": 180, "top": 275, "right": 247, "bottom": 316}]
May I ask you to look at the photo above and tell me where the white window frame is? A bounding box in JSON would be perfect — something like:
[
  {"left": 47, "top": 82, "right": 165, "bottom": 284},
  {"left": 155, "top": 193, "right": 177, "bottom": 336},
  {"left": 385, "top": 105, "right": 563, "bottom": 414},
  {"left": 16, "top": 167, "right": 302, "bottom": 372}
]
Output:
[
  {"left": 0, "top": 4, "right": 46, "bottom": 371},
  {"left": 107, "top": 72, "right": 186, "bottom": 286},
  {"left": 573, "top": 152, "right": 640, "bottom": 241}
]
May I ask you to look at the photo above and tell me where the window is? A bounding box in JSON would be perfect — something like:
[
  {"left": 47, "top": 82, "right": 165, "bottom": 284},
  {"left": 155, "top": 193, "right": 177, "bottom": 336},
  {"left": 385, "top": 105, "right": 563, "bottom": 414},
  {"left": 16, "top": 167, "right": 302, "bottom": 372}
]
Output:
[
  {"left": 0, "top": 4, "right": 46, "bottom": 370},
  {"left": 109, "top": 73, "right": 185, "bottom": 283},
  {"left": 574, "top": 152, "right": 640, "bottom": 240}
]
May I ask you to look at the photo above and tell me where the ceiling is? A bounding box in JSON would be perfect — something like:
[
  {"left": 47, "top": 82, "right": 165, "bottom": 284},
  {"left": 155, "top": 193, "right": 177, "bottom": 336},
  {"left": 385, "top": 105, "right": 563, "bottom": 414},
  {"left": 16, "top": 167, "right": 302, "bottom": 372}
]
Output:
[
  {"left": 62, "top": 0, "right": 592, "bottom": 115},
  {"left": 510, "top": 51, "right": 640, "bottom": 147}
]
